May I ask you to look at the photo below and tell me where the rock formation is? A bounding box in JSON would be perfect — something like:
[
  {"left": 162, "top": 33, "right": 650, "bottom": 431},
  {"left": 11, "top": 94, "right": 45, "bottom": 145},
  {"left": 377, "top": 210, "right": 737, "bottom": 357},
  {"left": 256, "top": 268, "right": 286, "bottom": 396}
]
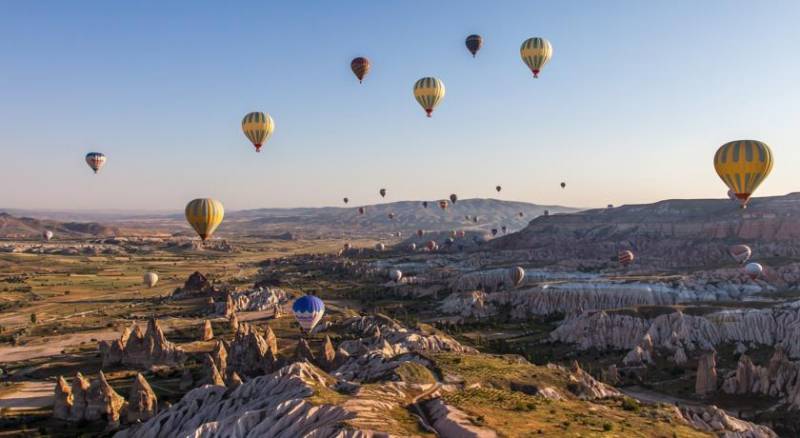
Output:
[
  {"left": 294, "top": 338, "right": 316, "bottom": 363},
  {"left": 70, "top": 372, "right": 91, "bottom": 420},
  {"left": 566, "top": 361, "right": 621, "bottom": 400},
  {"left": 551, "top": 304, "right": 800, "bottom": 365},
  {"left": 695, "top": 351, "right": 717, "bottom": 396},
  {"left": 174, "top": 271, "right": 214, "bottom": 296},
  {"left": 125, "top": 373, "right": 157, "bottom": 424},
  {"left": 320, "top": 335, "right": 337, "bottom": 370},
  {"left": 85, "top": 371, "right": 127, "bottom": 427},
  {"left": 200, "top": 319, "right": 213, "bottom": 341},
  {"left": 214, "top": 287, "right": 287, "bottom": 314},
  {"left": 676, "top": 405, "right": 777, "bottom": 437},
  {"left": 113, "top": 363, "right": 354, "bottom": 438},
  {"left": 228, "top": 312, "right": 239, "bottom": 332},
  {"left": 226, "top": 322, "right": 279, "bottom": 378},
  {"left": 210, "top": 339, "right": 228, "bottom": 375},
  {"left": 53, "top": 376, "right": 72, "bottom": 420},
  {"left": 228, "top": 371, "right": 243, "bottom": 388},
  {"left": 721, "top": 348, "right": 800, "bottom": 410},
  {"left": 99, "top": 318, "right": 185, "bottom": 370},
  {"left": 423, "top": 398, "right": 498, "bottom": 437}
]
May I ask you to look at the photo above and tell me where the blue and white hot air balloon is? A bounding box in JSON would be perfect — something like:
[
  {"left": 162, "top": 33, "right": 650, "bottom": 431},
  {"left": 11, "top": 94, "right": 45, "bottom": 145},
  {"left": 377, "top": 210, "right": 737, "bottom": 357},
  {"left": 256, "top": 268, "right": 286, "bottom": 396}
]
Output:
[{"left": 292, "top": 295, "right": 325, "bottom": 333}]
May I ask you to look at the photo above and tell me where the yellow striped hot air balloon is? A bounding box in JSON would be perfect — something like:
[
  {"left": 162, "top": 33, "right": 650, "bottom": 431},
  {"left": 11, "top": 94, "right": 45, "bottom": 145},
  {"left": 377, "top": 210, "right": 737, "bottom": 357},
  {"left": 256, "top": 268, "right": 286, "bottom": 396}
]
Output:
[
  {"left": 713, "top": 140, "right": 773, "bottom": 208},
  {"left": 185, "top": 198, "right": 224, "bottom": 241},
  {"left": 413, "top": 77, "right": 445, "bottom": 117},
  {"left": 241, "top": 112, "right": 275, "bottom": 152},
  {"left": 520, "top": 37, "right": 553, "bottom": 78}
]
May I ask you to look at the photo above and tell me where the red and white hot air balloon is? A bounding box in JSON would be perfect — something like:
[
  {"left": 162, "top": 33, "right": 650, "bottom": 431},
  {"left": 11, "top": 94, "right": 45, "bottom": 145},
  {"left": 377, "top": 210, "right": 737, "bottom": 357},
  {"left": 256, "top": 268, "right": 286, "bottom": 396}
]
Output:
[
  {"left": 618, "top": 250, "right": 635, "bottom": 267},
  {"left": 728, "top": 244, "right": 752, "bottom": 265}
]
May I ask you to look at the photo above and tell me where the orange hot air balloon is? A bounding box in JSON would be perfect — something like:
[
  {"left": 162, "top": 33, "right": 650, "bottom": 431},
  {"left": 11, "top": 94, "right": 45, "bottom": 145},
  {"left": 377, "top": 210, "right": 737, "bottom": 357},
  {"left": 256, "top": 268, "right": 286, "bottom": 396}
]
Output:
[
  {"left": 439, "top": 200, "right": 448, "bottom": 210},
  {"left": 351, "top": 57, "right": 371, "bottom": 83}
]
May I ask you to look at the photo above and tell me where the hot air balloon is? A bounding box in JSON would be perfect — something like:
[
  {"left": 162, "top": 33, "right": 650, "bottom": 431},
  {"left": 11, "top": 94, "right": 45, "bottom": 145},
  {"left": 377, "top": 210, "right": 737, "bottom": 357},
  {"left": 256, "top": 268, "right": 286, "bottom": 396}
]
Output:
[
  {"left": 714, "top": 140, "right": 774, "bottom": 208},
  {"left": 242, "top": 112, "right": 275, "bottom": 153},
  {"left": 344, "top": 243, "right": 352, "bottom": 251},
  {"left": 445, "top": 237, "right": 454, "bottom": 246},
  {"left": 560, "top": 182, "right": 566, "bottom": 189},
  {"left": 396, "top": 231, "right": 402, "bottom": 238},
  {"left": 42, "top": 230, "right": 53, "bottom": 241},
  {"left": 375, "top": 243, "right": 385, "bottom": 251},
  {"left": 618, "top": 250, "right": 635, "bottom": 267},
  {"left": 358, "top": 207, "right": 365, "bottom": 215},
  {"left": 389, "top": 269, "right": 402, "bottom": 282},
  {"left": 745, "top": 262, "right": 763, "bottom": 280},
  {"left": 729, "top": 245, "right": 752, "bottom": 265},
  {"left": 491, "top": 228, "right": 498, "bottom": 236},
  {"left": 607, "top": 204, "right": 614, "bottom": 209},
  {"left": 518, "top": 212, "right": 524, "bottom": 217},
  {"left": 450, "top": 230, "right": 457, "bottom": 238},
  {"left": 350, "top": 57, "right": 371, "bottom": 83},
  {"left": 292, "top": 295, "right": 325, "bottom": 333},
  {"left": 450, "top": 194, "right": 458, "bottom": 204},
  {"left": 465, "top": 34, "right": 483, "bottom": 57},
  {"left": 422, "top": 201, "right": 429, "bottom": 208},
  {"left": 543, "top": 210, "right": 550, "bottom": 216},
  {"left": 413, "top": 77, "right": 445, "bottom": 117},
  {"left": 473, "top": 216, "right": 479, "bottom": 223},
  {"left": 511, "top": 266, "right": 525, "bottom": 287},
  {"left": 520, "top": 37, "right": 553, "bottom": 78},
  {"left": 409, "top": 243, "right": 417, "bottom": 251},
  {"left": 379, "top": 188, "right": 387, "bottom": 198},
  {"left": 496, "top": 185, "right": 502, "bottom": 192},
  {"left": 388, "top": 212, "right": 395, "bottom": 220},
  {"left": 185, "top": 198, "right": 224, "bottom": 241},
  {"left": 457, "top": 230, "right": 465, "bottom": 238},
  {"left": 502, "top": 226, "right": 507, "bottom": 234},
  {"left": 439, "top": 200, "right": 448, "bottom": 210},
  {"left": 426, "top": 240, "right": 437, "bottom": 251},
  {"left": 143, "top": 272, "right": 158, "bottom": 288},
  {"left": 85, "top": 152, "right": 106, "bottom": 174},
  {"left": 343, "top": 197, "right": 349, "bottom": 204},
  {"left": 465, "top": 215, "right": 471, "bottom": 221},
  {"left": 417, "top": 229, "right": 424, "bottom": 237}
]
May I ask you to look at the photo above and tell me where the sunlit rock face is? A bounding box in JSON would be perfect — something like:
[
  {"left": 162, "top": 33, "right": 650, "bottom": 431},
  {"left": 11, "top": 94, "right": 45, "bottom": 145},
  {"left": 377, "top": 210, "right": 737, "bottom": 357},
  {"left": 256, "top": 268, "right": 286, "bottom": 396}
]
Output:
[
  {"left": 215, "top": 287, "right": 287, "bottom": 314},
  {"left": 489, "top": 194, "right": 800, "bottom": 271},
  {"left": 98, "top": 318, "right": 185, "bottom": 370}
]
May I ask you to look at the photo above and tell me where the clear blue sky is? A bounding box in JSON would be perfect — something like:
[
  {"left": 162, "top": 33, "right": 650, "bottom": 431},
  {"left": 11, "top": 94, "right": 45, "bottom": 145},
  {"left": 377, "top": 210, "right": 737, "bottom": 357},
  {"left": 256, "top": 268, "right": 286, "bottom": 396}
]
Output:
[{"left": 1, "top": 1, "right": 798, "bottom": 211}]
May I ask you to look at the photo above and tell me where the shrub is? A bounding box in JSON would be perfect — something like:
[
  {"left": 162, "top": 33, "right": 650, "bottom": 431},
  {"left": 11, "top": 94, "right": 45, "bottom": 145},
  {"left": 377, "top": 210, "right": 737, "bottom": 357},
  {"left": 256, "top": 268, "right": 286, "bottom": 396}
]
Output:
[
  {"left": 621, "top": 397, "right": 640, "bottom": 412},
  {"left": 603, "top": 422, "right": 613, "bottom": 431}
]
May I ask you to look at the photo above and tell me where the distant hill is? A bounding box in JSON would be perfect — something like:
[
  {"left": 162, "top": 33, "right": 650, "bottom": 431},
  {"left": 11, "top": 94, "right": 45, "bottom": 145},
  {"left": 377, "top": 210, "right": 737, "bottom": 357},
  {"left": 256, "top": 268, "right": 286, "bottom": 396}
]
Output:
[
  {"left": 225, "top": 199, "right": 580, "bottom": 238},
  {"left": 0, "top": 212, "right": 118, "bottom": 239},
  {"left": 489, "top": 193, "right": 800, "bottom": 269}
]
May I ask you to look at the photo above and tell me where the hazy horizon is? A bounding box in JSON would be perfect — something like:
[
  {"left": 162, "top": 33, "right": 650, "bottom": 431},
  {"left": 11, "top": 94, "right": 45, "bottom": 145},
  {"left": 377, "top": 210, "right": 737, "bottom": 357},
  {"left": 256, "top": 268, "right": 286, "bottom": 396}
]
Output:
[{"left": 2, "top": 1, "right": 798, "bottom": 211}]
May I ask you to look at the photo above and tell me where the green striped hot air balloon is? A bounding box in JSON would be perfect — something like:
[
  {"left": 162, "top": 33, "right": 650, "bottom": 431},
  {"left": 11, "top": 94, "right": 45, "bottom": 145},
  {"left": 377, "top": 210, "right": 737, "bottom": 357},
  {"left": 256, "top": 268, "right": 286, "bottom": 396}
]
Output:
[
  {"left": 242, "top": 112, "right": 275, "bottom": 152},
  {"left": 413, "top": 77, "right": 445, "bottom": 117},
  {"left": 520, "top": 37, "right": 553, "bottom": 78}
]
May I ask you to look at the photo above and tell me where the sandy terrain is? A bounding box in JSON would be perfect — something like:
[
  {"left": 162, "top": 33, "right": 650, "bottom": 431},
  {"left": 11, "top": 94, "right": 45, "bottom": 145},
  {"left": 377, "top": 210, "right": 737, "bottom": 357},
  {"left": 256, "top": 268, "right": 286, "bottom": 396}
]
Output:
[
  {"left": 0, "top": 381, "right": 53, "bottom": 411},
  {"left": 0, "top": 330, "right": 116, "bottom": 363}
]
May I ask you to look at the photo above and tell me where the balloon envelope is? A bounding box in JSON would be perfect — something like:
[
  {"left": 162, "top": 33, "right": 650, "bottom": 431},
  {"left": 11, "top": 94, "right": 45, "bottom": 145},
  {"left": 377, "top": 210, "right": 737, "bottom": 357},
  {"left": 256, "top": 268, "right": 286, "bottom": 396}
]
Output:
[
  {"left": 292, "top": 295, "right": 325, "bottom": 332},
  {"left": 343, "top": 197, "right": 349, "bottom": 204},
  {"left": 511, "top": 266, "right": 525, "bottom": 286},
  {"left": 729, "top": 244, "right": 752, "bottom": 264},
  {"left": 85, "top": 152, "right": 107, "bottom": 174},
  {"left": 714, "top": 140, "right": 773, "bottom": 208},
  {"left": 618, "top": 250, "right": 635, "bottom": 266},
  {"left": 43, "top": 230, "right": 53, "bottom": 241},
  {"left": 185, "top": 198, "right": 224, "bottom": 241},
  {"left": 520, "top": 37, "right": 553, "bottom": 78},
  {"left": 350, "top": 57, "right": 371, "bottom": 83},
  {"left": 143, "top": 272, "right": 158, "bottom": 288},
  {"left": 413, "top": 77, "right": 445, "bottom": 117},
  {"left": 450, "top": 194, "right": 458, "bottom": 204},
  {"left": 465, "top": 34, "right": 483, "bottom": 57},
  {"left": 389, "top": 269, "right": 402, "bottom": 282},
  {"left": 496, "top": 185, "right": 502, "bottom": 192},
  {"left": 375, "top": 243, "right": 385, "bottom": 251},
  {"left": 242, "top": 112, "right": 275, "bottom": 152},
  {"left": 379, "top": 188, "right": 386, "bottom": 198},
  {"left": 439, "top": 200, "right": 448, "bottom": 210},
  {"left": 745, "top": 262, "right": 763, "bottom": 279}
]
